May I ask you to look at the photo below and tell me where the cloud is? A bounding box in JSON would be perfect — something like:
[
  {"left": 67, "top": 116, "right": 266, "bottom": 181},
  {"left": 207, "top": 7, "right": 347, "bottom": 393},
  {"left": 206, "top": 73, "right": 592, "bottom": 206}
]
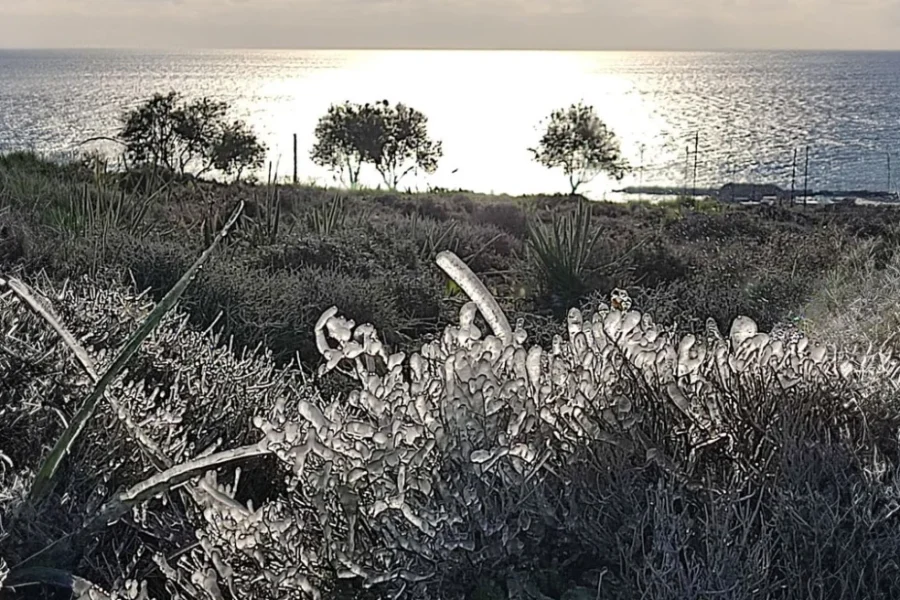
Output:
[{"left": 2, "top": 0, "right": 900, "bottom": 49}]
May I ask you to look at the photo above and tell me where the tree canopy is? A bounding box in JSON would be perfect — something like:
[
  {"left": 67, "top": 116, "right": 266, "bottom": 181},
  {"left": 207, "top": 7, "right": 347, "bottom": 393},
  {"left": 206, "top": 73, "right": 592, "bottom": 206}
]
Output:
[
  {"left": 530, "top": 101, "right": 629, "bottom": 194},
  {"left": 118, "top": 91, "right": 265, "bottom": 181},
  {"left": 311, "top": 100, "right": 442, "bottom": 189}
]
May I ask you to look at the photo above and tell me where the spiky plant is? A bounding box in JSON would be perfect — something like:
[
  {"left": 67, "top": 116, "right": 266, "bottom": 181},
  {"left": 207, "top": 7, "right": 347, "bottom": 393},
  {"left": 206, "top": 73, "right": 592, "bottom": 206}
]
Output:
[
  {"left": 306, "top": 195, "right": 347, "bottom": 236},
  {"left": 526, "top": 200, "right": 603, "bottom": 307}
]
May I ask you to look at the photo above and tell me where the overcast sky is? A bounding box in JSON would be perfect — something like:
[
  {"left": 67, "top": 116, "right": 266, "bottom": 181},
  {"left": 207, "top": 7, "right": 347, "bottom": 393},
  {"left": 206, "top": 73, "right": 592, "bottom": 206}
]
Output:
[{"left": 2, "top": 0, "right": 900, "bottom": 50}]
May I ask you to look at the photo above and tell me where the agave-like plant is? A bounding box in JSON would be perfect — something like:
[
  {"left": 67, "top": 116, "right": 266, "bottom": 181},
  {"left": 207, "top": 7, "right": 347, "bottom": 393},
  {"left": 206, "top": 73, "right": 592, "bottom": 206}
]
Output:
[
  {"left": 306, "top": 194, "right": 347, "bottom": 236},
  {"left": 526, "top": 200, "right": 603, "bottom": 306}
]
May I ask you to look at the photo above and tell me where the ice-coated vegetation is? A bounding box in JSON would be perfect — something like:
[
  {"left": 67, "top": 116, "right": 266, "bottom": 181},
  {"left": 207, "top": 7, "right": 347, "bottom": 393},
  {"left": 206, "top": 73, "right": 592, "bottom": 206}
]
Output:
[{"left": 3, "top": 251, "right": 900, "bottom": 600}]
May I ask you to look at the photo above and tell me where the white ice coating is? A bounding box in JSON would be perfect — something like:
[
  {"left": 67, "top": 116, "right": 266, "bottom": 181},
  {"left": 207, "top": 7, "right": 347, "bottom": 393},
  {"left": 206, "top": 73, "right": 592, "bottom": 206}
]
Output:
[{"left": 193, "top": 251, "right": 883, "bottom": 599}]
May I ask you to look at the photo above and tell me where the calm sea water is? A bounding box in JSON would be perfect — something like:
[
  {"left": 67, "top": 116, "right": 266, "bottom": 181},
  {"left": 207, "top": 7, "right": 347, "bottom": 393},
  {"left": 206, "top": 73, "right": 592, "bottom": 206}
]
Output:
[{"left": 2, "top": 49, "right": 900, "bottom": 198}]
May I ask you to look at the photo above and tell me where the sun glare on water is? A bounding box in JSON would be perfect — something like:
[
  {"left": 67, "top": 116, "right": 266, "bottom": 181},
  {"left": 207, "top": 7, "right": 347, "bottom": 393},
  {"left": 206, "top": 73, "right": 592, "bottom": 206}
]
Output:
[
  {"left": 247, "top": 50, "right": 672, "bottom": 196},
  {"left": 5, "top": 50, "right": 900, "bottom": 195}
]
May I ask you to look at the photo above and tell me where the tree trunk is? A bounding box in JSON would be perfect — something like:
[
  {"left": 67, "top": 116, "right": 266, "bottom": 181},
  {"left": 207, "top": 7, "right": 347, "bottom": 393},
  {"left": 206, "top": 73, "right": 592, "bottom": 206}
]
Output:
[{"left": 569, "top": 175, "right": 581, "bottom": 195}]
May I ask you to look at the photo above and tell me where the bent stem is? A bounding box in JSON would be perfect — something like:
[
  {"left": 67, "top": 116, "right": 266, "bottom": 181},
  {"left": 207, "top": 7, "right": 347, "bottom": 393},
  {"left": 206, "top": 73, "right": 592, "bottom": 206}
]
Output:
[
  {"left": 13, "top": 443, "right": 270, "bottom": 572},
  {"left": 27, "top": 201, "right": 245, "bottom": 506},
  {"left": 436, "top": 250, "right": 512, "bottom": 344},
  {"left": 86, "top": 443, "right": 268, "bottom": 532}
]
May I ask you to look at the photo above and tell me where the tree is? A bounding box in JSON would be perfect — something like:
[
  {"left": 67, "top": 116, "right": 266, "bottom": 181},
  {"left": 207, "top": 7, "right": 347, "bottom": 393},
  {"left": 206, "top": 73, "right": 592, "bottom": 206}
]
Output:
[
  {"left": 369, "top": 101, "right": 443, "bottom": 189},
  {"left": 118, "top": 91, "right": 266, "bottom": 181},
  {"left": 310, "top": 100, "right": 442, "bottom": 189},
  {"left": 171, "top": 97, "right": 229, "bottom": 175},
  {"left": 309, "top": 102, "right": 372, "bottom": 187},
  {"left": 119, "top": 91, "right": 182, "bottom": 172},
  {"left": 211, "top": 120, "right": 267, "bottom": 182},
  {"left": 529, "top": 101, "right": 629, "bottom": 195}
]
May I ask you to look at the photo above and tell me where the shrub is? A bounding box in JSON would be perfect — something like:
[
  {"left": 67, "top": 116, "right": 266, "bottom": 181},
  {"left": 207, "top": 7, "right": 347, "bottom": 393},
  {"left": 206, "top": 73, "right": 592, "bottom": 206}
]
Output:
[
  {"left": 3, "top": 252, "right": 900, "bottom": 600},
  {"left": 0, "top": 210, "right": 37, "bottom": 265},
  {"left": 120, "top": 235, "right": 448, "bottom": 365},
  {"left": 802, "top": 239, "right": 900, "bottom": 353},
  {"left": 473, "top": 202, "right": 528, "bottom": 238},
  {"left": 620, "top": 237, "right": 690, "bottom": 288},
  {"left": 664, "top": 210, "right": 771, "bottom": 243}
]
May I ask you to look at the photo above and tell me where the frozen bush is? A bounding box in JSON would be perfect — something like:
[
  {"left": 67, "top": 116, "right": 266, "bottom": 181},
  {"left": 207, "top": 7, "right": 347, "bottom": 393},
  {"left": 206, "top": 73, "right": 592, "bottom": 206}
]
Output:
[{"left": 3, "top": 252, "right": 900, "bottom": 600}]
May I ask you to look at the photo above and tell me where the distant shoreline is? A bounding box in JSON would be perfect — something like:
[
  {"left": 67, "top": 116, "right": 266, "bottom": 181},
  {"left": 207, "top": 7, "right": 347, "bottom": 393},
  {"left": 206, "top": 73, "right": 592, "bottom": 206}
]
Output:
[{"left": 616, "top": 185, "right": 900, "bottom": 203}]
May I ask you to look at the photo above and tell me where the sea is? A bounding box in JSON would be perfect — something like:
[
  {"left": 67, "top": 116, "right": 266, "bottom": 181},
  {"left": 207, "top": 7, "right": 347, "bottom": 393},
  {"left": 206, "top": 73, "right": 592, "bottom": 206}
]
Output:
[{"left": 2, "top": 49, "right": 900, "bottom": 200}]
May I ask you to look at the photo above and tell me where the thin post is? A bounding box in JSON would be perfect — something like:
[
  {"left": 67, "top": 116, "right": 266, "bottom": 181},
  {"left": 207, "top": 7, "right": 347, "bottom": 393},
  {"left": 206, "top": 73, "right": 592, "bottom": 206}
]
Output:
[
  {"left": 728, "top": 152, "right": 735, "bottom": 202},
  {"left": 803, "top": 145, "right": 809, "bottom": 208},
  {"left": 888, "top": 152, "right": 892, "bottom": 194},
  {"left": 638, "top": 144, "right": 645, "bottom": 202},
  {"left": 692, "top": 132, "right": 699, "bottom": 197},
  {"left": 683, "top": 145, "right": 690, "bottom": 197},
  {"left": 292, "top": 134, "right": 298, "bottom": 184},
  {"left": 789, "top": 148, "right": 797, "bottom": 207}
]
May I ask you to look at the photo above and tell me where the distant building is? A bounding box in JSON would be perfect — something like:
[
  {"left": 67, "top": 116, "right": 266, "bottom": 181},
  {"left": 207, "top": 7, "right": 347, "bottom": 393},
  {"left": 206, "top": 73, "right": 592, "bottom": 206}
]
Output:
[{"left": 718, "top": 183, "right": 786, "bottom": 203}]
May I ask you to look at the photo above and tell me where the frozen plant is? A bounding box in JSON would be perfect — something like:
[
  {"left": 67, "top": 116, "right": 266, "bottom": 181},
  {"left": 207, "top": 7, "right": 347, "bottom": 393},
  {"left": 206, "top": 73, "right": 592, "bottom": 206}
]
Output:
[
  {"left": 193, "top": 251, "right": 875, "bottom": 599},
  {"left": 2, "top": 250, "right": 894, "bottom": 600}
]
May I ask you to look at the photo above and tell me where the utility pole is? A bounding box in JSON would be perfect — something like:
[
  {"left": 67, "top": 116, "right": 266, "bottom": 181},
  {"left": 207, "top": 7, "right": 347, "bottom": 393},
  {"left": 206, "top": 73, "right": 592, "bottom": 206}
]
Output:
[
  {"left": 803, "top": 145, "right": 809, "bottom": 208},
  {"left": 292, "top": 133, "right": 298, "bottom": 184},
  {"left": 789, "top": 148, "right": 797, "bottom": 207},
  {"left": 730, "top": 155, "right": 736, "bottom": 203},
  {"left": 692, "top": 132, "right": 699, "bottom": 197}
]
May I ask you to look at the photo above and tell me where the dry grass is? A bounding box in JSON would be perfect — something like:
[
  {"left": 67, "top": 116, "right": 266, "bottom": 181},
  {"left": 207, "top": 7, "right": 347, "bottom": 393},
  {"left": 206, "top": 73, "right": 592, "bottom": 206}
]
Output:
[{"left": 802, "top": 238, "right": 900, "bottom": 354}]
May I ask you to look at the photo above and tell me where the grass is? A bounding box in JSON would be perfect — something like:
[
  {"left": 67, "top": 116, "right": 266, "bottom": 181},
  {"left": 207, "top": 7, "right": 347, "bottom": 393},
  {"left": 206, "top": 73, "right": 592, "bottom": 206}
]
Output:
[
  {"left": 801, "top": 236, "right": 900, "bottom": 352},
  {"left": 5, "top": 151, "right": 900, "bottom": 599},
  {"left": 3, "top": 151, "right": 890, "bottom": 365}
]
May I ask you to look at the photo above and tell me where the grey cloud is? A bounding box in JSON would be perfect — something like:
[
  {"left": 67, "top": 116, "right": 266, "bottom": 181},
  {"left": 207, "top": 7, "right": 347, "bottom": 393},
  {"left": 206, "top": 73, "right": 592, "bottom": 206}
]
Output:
[{"left": 1, "top": 0, "right": 899, "bottom": 49}]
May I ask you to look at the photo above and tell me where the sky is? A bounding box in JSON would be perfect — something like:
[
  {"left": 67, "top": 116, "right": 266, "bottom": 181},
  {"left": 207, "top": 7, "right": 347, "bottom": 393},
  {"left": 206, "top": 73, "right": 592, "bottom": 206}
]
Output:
[{"left": 2, "top": 0, "right": 900, "bottom": 50}]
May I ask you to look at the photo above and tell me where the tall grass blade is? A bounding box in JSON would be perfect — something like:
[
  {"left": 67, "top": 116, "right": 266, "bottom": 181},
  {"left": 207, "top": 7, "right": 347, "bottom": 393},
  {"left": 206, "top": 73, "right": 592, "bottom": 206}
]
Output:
[
  {"left": 306, "top": 195, "right": 346, "bottom": 236},
  {"left": 27, "top": 201, "right": 246, "bottom": 506},
  {"left": 1, "top": 566, "right": 108, "bottom": 597},
  {"left": 16, "top": 443, "right": 268, "bottom": 570},
  {"left": 270, "top": 187, "right": 281, "bottom": 244},
  {"left": 3, "top": 279, "right": 100, "bottom": 381}
]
